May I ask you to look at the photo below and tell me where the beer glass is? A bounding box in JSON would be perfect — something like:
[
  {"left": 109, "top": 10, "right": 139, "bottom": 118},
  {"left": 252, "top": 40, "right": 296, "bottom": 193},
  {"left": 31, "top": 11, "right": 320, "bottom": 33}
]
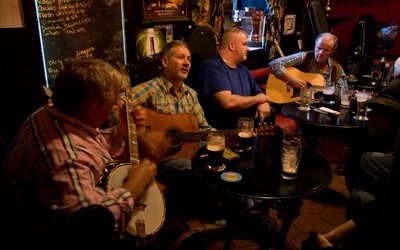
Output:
[
  {"left": 237, "top": 117, "right": 255, "bottom": 151},
  {"left": 370, "top": 66, "right": 382, "bottom": 86},
  {"left": 206, "top": 131, "right": 226, "bottom": 171},
  {"left": 340, "top": 85, "right": 353, "bottom": 108},
  {"left": 281, "top": 129, "right": 302, "bottom": 180},
  {"left": 354, "top": 92, "right": 370, "bottom": 121},
  {"left": 323, "top": 77, "right": 335, "bottom": 105},
  {"left": 298, "top": 86, "right": 313, "bottom": 111}
]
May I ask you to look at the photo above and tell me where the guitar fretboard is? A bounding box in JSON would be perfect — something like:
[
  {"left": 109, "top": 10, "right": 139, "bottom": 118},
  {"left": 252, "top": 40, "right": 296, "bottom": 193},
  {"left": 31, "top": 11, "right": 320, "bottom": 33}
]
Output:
[{"left": 178, "top": 130, "right": 238, "bottom": 142}]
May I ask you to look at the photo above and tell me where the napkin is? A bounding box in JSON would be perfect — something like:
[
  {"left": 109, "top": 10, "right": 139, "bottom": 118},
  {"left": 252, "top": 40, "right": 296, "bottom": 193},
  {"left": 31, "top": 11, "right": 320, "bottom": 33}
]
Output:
[{"left": 318, "top": 107, "right": 340, "bottom": 116}]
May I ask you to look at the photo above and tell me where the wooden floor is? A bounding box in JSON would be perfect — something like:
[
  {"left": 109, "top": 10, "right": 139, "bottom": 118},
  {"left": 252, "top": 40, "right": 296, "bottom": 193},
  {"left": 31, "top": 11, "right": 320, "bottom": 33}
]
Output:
[{"left": 186, "top": 136, "right": 350, "bottom": 250}]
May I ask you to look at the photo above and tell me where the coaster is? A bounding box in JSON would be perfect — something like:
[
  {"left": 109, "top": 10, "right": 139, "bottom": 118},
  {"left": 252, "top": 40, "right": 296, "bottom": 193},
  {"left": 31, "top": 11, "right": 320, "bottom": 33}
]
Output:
[{"left": 221, "top": 172, "right": 242, "bottom": 182}]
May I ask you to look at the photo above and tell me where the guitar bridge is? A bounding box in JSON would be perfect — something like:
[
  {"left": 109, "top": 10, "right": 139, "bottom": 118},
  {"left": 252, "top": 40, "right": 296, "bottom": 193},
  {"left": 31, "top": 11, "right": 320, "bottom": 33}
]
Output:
[{"left": 135, "top": 219, "right": 146, "bottom": 238}]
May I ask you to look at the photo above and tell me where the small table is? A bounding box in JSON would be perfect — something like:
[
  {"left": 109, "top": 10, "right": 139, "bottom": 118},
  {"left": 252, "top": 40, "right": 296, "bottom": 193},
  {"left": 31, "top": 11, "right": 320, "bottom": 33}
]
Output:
[
  {"left": 281, "top": 102, "right": 369, "bottom": 150},
  {"left": 191, "top": 134, "right": 333, "bottom": 249}
]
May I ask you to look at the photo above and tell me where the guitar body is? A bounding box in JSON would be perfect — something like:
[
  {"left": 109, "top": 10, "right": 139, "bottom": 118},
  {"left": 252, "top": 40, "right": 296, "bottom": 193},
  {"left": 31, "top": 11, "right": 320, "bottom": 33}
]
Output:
[
  {"left": 141, "top": 108, "right": 201, "bottom": 162},
  {"left": 141, "top": 108, "right": 238, "bottom": 163},
  {"left": 266, "top": 67, "right": 324, "bottom": 104}
]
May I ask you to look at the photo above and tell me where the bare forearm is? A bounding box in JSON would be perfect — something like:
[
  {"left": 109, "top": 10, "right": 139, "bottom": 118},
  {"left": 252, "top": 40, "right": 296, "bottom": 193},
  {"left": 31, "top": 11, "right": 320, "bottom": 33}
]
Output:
[
  {"left": 216, "top": 93, "right": 270, "bottom": 111},
  {"left": 322, "top": 220, "right": 357, "bottom": 244}
]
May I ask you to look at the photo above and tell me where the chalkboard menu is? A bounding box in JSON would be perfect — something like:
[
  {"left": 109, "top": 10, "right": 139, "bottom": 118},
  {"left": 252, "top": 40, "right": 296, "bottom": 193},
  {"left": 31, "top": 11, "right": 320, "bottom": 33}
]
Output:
[{"left": 35, "top": 0, "right": 125, "bottom": 88}]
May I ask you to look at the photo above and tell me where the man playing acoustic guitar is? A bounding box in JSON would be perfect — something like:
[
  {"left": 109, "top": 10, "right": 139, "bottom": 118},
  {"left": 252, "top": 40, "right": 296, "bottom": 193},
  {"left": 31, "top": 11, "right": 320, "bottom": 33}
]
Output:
[
  {"left": 129, "top": 40, "right": 228, "bottom": 221},
  {"left": 269, "top": 32, "right": 348, "bottom": 100}
]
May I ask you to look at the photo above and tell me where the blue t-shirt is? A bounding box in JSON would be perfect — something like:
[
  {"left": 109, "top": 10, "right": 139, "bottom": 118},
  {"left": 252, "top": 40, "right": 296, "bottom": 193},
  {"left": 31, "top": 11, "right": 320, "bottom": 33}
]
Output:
[{"left": 199, "top": 54, "right": 263, "bottom": 129}]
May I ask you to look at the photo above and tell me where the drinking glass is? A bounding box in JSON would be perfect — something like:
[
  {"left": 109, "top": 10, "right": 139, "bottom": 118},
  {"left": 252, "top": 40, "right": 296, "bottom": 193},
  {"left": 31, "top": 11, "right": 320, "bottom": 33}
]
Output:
[
  {"left": 340, "top": 85, "right": 353, "bottom": 108},
  {"left": 281, "top": 129, "right": 302, "bottom": 180},
  {"left": 206, "top": 131, "right": 226, "bottom": 171},
  {"left": 237, "top": 117, "right": 255, "bottom": 151},
  {"left": 370, "top": 66, "right": 382, "bottom": 86},
  {"left": 322, "top": 77, "right": 335, "bottom": 105},
  {"left": 354, "top": 91, "right": 370, "bottom": 121},
  {"left": 298, "top": 86, "right": 313, "bottom": 111}
]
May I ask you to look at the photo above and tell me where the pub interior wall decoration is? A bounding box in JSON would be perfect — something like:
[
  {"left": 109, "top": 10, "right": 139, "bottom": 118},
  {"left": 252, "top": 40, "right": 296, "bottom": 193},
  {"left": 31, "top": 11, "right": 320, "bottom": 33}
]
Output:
[
  {"left": 135, "top": 27, "right": 167, "bottom": 59},
  {"left": 191, "top": 0, "right": 225, "bottom": 38},
  {"left": 141, "top": 0, "right": 190, "bottom": 24},
  {"left": 265, "top": 0, "right": 287, "bottom": 60}
]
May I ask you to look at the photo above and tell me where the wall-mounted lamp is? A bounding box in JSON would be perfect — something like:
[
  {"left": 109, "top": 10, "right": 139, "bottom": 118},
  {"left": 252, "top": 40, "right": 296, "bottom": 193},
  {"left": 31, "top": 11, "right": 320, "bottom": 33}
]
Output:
[{"left": 323, "top": 0, "right": 334, "bottom": 16}]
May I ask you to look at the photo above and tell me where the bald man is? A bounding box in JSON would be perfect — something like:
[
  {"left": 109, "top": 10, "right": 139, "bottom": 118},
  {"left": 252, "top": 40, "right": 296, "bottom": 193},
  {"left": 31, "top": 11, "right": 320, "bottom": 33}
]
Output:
[{"left": 199, "top": 28, "right": 271, "bottom": 130}]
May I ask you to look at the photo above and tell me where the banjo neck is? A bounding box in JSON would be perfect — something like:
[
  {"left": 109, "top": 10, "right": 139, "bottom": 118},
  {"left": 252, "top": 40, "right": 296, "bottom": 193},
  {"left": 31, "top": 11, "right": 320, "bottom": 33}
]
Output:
[{"left": 125, "top": 89, "right": 140, "bottom": 165}]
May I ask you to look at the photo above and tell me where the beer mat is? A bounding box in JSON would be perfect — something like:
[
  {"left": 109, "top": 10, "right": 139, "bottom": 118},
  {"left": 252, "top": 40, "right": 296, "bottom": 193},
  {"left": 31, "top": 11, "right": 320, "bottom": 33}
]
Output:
[
  {"left": 318, "top": 107, "right": 340, "bottom": 115},
  {"left": 223, "top": 148, "right": 240, "bottom": 160},
  {"left": 221, "top": 172, "right": 242, "bottom": 182}
]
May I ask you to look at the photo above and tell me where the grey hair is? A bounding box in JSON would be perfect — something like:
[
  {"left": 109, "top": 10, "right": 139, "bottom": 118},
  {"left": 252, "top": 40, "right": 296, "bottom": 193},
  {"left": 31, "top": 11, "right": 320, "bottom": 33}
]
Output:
[{"left": 394, "top": 57, "right": 400, "bottom": 78}]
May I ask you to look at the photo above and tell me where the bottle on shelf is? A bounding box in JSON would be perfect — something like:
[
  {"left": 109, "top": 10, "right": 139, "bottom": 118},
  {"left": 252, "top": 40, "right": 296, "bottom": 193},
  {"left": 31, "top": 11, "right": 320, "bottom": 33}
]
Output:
[
  {"left": 296, "top": 31, "right": 304, "bottom": 52},
  {"left": 381, "top": 63, "right": 392, "bottom": 87},
  {"left": 378, "top": 56, "right": 386, "bottom": 85}
]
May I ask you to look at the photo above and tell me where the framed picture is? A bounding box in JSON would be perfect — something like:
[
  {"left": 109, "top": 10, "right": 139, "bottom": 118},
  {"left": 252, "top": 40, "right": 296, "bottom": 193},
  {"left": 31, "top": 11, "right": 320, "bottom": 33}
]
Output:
[{"left": 141, "top": 0, "right": 190, "bottom": 24}]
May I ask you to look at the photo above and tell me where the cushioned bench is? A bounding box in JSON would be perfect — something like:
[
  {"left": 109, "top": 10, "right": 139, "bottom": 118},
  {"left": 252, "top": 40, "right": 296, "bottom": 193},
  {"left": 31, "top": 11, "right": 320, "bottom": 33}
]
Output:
[{"left": 250, "top": 67, "right": 298, "bottom": 130}]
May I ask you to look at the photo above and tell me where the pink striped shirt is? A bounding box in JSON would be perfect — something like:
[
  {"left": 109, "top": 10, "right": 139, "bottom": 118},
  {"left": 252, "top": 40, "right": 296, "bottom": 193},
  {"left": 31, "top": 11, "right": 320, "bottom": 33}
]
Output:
[{"left": 3, "top": 105, "right": 133, "bottom": 236}]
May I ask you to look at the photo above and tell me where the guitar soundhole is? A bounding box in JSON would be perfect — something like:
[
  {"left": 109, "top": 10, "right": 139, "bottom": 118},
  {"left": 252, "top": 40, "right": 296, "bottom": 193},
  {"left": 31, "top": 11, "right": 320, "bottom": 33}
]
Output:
[{"left": 165, "top": 128, "right": 183, "bottom": 147}]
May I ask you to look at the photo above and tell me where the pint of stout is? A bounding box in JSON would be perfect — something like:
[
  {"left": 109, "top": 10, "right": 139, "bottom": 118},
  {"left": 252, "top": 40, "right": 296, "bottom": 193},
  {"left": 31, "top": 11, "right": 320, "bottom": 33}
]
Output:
[
  {"left": 238, "top": 131, "right": 254, "bottom": 150},
  {"left": 206, "top": 131, "right": 226, "bottom": 171},
  {"left": 237, "top": 117, "right": 255, "bottom": 151},
  {"left": 206, "top": 144, "right": 225, "bottom": 168},
  {"left": 322, "top": 85, "right": 334, "bottom": 103}
]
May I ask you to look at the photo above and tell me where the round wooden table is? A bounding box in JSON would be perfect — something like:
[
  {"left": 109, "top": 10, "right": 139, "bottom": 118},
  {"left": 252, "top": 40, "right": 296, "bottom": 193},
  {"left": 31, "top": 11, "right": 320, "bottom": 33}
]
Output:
[{"left": 191, "top": 132, "right": 333, "bottom": 249}]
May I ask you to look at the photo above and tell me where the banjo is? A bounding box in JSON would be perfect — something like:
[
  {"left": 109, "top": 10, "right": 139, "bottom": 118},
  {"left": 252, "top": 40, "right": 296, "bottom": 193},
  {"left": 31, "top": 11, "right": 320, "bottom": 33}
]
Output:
[{"left": 100, "top": 89, "right": 165, "bottom": 245}]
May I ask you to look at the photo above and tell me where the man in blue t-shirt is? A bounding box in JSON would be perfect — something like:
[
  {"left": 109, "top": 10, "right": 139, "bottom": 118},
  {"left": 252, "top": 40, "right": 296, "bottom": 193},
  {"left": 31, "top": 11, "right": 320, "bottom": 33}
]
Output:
[{"left": 198, "top": 28, "right": 271, "bottom": 130}]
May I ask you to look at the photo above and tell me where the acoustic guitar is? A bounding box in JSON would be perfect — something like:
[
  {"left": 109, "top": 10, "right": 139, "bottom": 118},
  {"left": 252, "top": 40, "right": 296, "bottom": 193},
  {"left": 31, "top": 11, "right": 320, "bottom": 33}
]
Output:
[
  {"left": 266, "top": 67, "right": 325, "bottom": 104},
  {"left": 140, "top": 108, "right": 238, "bottom": 163}
]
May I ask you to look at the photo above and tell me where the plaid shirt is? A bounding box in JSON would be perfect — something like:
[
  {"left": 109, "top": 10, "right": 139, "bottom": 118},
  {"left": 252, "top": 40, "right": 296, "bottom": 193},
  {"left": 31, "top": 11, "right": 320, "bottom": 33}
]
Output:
[{"left": 130, "top": 74, "right": 210, "bottom": 128}]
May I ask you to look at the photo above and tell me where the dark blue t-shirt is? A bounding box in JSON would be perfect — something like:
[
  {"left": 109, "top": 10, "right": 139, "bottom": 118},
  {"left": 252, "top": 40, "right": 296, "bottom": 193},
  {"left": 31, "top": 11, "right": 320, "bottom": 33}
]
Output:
[{"left": 199, "top": 54, "right": 263, "bottom": 130}]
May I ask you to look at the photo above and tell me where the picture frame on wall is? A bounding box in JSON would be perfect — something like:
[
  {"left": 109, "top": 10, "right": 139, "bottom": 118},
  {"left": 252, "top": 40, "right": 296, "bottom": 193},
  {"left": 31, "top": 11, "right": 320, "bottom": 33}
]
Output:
[{"left": 141, "top": 0, "right": 190, "bottom": 24}]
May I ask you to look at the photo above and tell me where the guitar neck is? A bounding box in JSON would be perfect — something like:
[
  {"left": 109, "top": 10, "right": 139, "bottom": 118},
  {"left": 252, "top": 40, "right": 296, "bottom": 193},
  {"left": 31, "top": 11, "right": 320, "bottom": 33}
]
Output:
[
  {"left": 181, "top": 129, "right": 238, "bottom": 142},
  {"left": 125, "top": 90, "right": 140, "bottom": 165}
]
